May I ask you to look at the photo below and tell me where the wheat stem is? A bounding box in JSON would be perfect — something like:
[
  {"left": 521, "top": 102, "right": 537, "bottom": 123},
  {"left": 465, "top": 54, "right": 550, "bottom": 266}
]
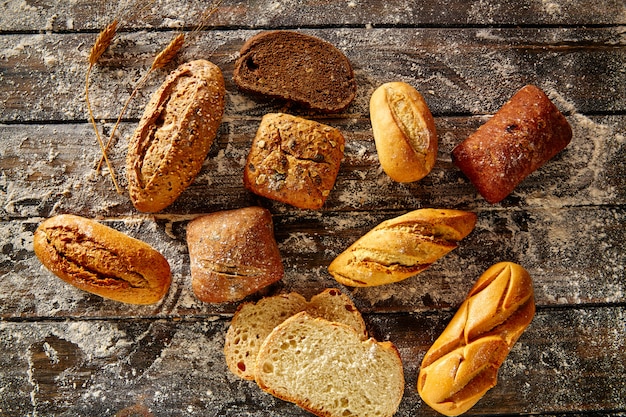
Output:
[
  {"left": 96, "top": 33, "right": 186, "bottom": 172},
  {"left": 86, "top": 21, "right": 122, "bottom": 194}
]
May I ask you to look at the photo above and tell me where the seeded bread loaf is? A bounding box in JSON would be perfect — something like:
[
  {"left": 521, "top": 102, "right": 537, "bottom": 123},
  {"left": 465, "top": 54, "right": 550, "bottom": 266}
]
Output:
[
  {"left": 255, "top": 312, "right": 404, "bottom": 417},
  {"left": 329, "top": 208, "right": 477, "bottom": 287},
  {"left": 126, "top": 59, "right": 225, "bottom": 212},
  {"left": 233, "top": 30, "right": 357, "bottom": 112},
  {"left": 186, "top": 206, "right": 283, "bottom": 303},
  {"left": 33, "top": 214, "right": 171, "bottom": 305},
  {"left": 452, "top": 84, "right": 572, "bottom": 203},
  {"left": 224, "top": 289, "right": 366, "bottom": 380},
  {"left": 243, "top": 113, "right": 345, "bottom": 209},
  {"left": 418, "top": 262, "right": 535, "bottom": 416}
]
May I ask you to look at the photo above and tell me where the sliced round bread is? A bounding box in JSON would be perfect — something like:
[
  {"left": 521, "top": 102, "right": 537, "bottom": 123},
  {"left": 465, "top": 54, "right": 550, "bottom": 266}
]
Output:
[
  {"left": 224, "top": 289, "right": 366, "bottom": 380},
  {"left": 233, "top": 30, "right": 357, "bottom": 112},
  {"left": 255, "top": 312, "right": 405, "bottom": 417}
]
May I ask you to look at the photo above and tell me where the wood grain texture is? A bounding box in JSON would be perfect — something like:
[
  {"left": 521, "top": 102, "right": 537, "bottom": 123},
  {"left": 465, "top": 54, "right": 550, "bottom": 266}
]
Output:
[
  {"left": 1, "top": 0, "right": 625, "bottom": 415},
  {"left": 1, "top": 0, "right": 625, "bottom": 31},
  {"left": 1, "top": 27, "right": 625, "bottom": 123},
  {"left": 0, "top": 308, "right": 623, "bottom": 416}
]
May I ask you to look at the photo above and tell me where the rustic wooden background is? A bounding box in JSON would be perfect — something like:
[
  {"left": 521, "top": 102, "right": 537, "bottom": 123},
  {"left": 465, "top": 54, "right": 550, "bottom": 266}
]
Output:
[{"left": 1, "top": 0, "right": 625, "bottom": 416}]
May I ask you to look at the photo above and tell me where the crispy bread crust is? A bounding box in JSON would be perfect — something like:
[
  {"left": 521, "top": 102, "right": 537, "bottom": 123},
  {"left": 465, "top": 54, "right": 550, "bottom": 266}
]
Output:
[
  {"left": 452, "top": 84, "right": 572, "bottom": 203},
  {"left": 33, "top": 214, "right": 171, "bottom": 305}
]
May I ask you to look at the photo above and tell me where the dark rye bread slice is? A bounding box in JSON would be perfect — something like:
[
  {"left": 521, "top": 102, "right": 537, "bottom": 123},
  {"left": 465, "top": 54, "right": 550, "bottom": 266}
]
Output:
[{"left": 233, "top": 30, "right": 357, "bottom": 113}]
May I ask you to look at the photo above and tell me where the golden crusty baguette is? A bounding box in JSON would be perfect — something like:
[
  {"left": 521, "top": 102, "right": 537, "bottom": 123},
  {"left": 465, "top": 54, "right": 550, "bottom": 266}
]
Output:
[
  {"left": 417, "top": 262, "right": 535, "bottom": 416},
  {"left": 370, "top": 82, "right": 438, "bottom": 183},
  {"left": 33, "top": 214, "right": 171, "bottom": 305},
  {"left": 328, "top": 208, "right": 477, "bottom": 287}
]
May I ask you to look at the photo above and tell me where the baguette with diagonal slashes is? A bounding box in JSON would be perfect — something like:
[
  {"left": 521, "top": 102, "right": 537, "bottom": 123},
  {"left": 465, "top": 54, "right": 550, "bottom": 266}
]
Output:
[
  {"left": 328, "top": 208, "right": 477, "bottom": 287},
  {"left": 417, "top": 262, "right": 535, "bottom": 416}
]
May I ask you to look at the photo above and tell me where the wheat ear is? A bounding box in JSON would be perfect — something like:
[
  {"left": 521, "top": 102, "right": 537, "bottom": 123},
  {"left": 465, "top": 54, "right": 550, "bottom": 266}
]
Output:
[
  {"left": 85, "top": 20, "right": 122, "bottom": 194},
  {"left": 96, "top": 33, "right": 186, "bottom": 172},
  {"left": 97, "top": 0, "right": 221, "bottom": 171}
]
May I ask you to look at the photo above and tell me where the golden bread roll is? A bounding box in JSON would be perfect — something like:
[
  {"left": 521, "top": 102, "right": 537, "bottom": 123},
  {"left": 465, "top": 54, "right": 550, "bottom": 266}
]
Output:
[
  {"left": 126, "top": 59, "right": 225, "bottom": 213},
  {"left": 370, "top": 82, "right": 438, "bottom": 182},
  {"left": 243, "top": 113, "right": 345, "bottom": 210},
  {"left": 33, "top": 214, "right": 171, "bottom": 305},
  {"left": 417, "top": 262, "right": 535, "bottom": 416},
  {"left": 328, "top": 208, "right": 477, "bottom": 287},
  {"left": 186, "top": 206, "right": 284, "bottom": 303},
  {"left": 452, "top": 84, "right": 572, "bottom": 203}
]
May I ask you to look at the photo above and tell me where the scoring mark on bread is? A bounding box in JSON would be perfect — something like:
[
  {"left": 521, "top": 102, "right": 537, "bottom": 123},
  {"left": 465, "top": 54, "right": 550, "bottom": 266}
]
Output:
[
  {"left": 42, "top": 225, "right": 149, "bottom": 290},
  {"left": 196, "top": 260, "right": 266, "bottom": 278}
]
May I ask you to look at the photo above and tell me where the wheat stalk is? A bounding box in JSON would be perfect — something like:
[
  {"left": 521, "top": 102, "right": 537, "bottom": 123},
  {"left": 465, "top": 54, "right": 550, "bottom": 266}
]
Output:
[
  {"left": 95, "top": 33, "right": 186, "bottom": 172},
  {"left": 153, "top": 33, "right": 186, "bottom": 70},
  {"left": 89, "top": 20, "right": 118, "bottom": 65},
  {"left": 96, "top": 0, "right": 222, "bottom": 173},
  {"left": 85, "top": 20, "right": 122, "bottom": 194}
]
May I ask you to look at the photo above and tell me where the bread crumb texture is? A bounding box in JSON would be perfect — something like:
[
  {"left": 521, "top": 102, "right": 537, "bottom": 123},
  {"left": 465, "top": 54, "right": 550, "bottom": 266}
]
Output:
[{"left": 256, "top": 312, "right": 404, "bottom": 417}]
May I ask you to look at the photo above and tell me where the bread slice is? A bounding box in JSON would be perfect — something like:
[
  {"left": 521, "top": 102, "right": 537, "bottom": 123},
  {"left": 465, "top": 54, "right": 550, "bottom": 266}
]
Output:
[
  {"left": 224, "top": 289, "right": 367, "bottom": 380},
  {"left": 255, "top": 312, "right": 405, "bottom": 417},
  {"left": 233, "top": 30, "right": 357, "bottom": 112}
]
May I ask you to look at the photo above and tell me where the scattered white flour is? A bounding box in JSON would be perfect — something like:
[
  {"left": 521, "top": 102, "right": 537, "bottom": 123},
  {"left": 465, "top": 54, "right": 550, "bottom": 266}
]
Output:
[{"left": 542, "top": 0, "right": 563, "bottom": 17}]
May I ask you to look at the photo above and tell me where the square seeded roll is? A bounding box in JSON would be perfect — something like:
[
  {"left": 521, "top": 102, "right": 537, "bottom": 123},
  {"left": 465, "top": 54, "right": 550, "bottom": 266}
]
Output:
[{"left": 244, "top": 113, "right": 345, "bottom": 209}]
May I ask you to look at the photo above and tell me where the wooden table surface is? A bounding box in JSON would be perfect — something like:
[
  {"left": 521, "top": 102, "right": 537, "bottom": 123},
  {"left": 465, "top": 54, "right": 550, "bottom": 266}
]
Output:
[{"left": 1, "top": 1, "right": 625, "bottom": 416}]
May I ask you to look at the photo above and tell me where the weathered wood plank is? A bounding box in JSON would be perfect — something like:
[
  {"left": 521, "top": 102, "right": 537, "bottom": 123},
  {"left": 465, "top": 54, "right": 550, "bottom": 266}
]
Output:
[
  {"left": 1, "top": 27, "right": 624, "bottom": 123},
  {"left": 2, "top": 2, "right": 625, "bottom": 415},
  {"left": 1, "top": 203, "right": 624, "bottom": 319},
  {"left": 1, "top": 0, "right": 625, "bottom": 32},
  {"left": 1, "top": 114, "right": 623, "bottom": 220},
  {"left": 0, "top": 306, "right": 623, "bottom": 416}
]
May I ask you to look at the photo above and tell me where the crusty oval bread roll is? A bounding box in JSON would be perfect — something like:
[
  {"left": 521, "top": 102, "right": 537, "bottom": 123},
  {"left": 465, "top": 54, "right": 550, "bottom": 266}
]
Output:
[
  {"left": 33, "top": 214, "right": 171, "bottom": 305},
  {"left": 328, "top": 208, "right": 477, "bottom": 287},
  {"left": 126, "top": 59, "right": 225, "bottom": 213},
  {"left": 452, "top": 84, "right": 572, "bottom": 203},
  {"left": 417, "top": 262, "right": 535, "bottom": 416},
  {"left": 255, "top": 312, "right": 404, "bottom": 417},
  {"left": 370, "top": 82, "right": 438, "bottom": 182}
]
